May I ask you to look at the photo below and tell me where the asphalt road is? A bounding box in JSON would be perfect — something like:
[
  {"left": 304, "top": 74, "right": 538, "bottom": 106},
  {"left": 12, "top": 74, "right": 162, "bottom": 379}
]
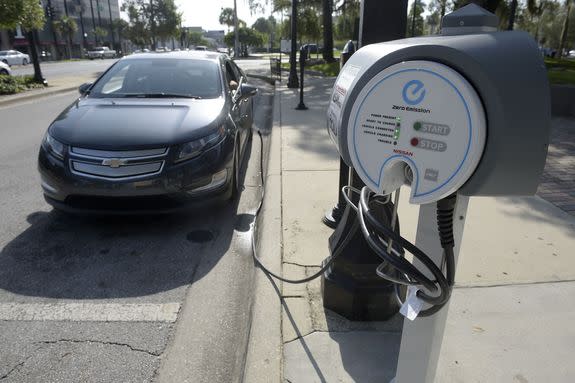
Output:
[
  {"left": 0, "top": 73, "right": 273, "bottom": 382},
  {"left": 10, "top": 58, "right": 118, "bottom": 79},
  {"left": 9, "top": 57, "right": 272, "bottom": 82}
]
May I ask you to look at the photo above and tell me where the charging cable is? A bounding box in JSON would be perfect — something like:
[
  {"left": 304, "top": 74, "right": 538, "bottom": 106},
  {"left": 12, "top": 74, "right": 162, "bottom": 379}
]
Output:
[{"left": 251, "top": 131, "right": 457, "bottom": 316}]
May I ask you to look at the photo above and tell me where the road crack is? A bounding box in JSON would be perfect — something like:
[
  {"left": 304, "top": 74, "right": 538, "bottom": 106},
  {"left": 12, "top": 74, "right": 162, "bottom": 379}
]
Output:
[
  {"left": 37, "top": 339, "right": 160, "bottom": 357},
  {"left": 0, "top": 359, "right": 27, "bottom": 381}
]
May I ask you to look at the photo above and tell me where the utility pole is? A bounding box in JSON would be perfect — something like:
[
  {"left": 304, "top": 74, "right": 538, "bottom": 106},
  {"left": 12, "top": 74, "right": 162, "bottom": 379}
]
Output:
[
  {"left": 233, "top": 0, "right": 240, "bottom": 57},
  {"left": 78, "top": 2, "right": 87, "bottom": 58},
  {"left": 287, "top": 0, "right": 299, "bottom": 88}
]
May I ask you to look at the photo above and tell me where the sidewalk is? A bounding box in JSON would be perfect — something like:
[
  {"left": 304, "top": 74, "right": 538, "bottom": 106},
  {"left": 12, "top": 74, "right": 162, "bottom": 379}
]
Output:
[
  {"left": 0, "top": 75, "right": 97, "bottom": 107},
  {"left": 246, "top": 75, "right": 575, "bottom": 382}
]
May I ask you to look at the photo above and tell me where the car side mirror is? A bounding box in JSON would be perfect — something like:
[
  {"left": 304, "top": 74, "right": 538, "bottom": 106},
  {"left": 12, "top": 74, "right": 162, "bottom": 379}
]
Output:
[
  {"left": 238, "top": 83, "right": 258, "bottom": 100},
  {"left": 78, "top": 82, "right": 92, "bottom": 95}
]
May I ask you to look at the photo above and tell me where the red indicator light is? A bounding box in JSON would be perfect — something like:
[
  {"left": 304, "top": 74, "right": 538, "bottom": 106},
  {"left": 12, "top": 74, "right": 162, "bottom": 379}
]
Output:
[{"left": 410, "top": 137, "right": 419, "bottom": 146}]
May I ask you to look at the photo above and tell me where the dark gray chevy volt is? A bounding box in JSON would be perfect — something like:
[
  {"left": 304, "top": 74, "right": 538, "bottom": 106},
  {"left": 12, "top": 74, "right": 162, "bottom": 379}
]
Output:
[{"left": 38, "top": 52, "right": 257, "bottom": 213}]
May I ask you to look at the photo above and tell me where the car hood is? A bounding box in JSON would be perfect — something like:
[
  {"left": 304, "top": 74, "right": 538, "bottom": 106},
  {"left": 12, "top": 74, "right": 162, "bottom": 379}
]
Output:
[{"left": 49, "top": 97, "right": 227, "bottom": 150}]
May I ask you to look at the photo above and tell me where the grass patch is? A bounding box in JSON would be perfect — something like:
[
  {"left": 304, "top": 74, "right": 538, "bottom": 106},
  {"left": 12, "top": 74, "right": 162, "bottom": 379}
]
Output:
[
  {"left": 0, "top": 75, "right": 45, "bottom": 95},
  {"left": 281, "top": 60, "right": 341, "bottom": 77},
  {"left": 545, "top": 58, "right": 575, "bottom": 85},
  {"left": 307, "top": 61, "right": 340, "bottom": 77}
]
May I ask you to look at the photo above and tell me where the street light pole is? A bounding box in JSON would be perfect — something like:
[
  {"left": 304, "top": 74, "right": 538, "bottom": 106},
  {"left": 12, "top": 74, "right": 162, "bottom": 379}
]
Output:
[
  {"left": 287, "top": 0, "right": 299, "bottom": 88},
  {"left": 233, "top": 0, "right": 240, "bottom": 58}
]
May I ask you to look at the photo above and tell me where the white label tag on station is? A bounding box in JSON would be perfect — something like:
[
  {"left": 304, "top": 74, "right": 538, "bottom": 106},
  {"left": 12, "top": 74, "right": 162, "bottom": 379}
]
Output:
[
  {"left": 328, "top": 64, "right": 360, "bottom": 138},
  {"left": 400, "top": 286, "right": 423, "bottom": 321}
]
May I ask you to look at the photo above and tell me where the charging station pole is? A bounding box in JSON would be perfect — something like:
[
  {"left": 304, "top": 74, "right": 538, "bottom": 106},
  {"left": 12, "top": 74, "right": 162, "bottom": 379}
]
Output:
[{"left": 392, "top": 196, "right": 469, "bottom": 383}]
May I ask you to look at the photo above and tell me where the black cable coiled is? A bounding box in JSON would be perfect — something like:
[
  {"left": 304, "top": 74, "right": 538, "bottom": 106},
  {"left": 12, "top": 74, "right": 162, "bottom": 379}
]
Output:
[{"left": 358, "top": 187, "right": 458, "bottom": 317}]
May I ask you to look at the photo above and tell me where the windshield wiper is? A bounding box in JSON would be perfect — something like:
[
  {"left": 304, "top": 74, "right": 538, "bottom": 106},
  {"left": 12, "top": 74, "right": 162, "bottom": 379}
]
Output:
[{"left": 119, "top": 93, "right": 202, "bottom": 99}]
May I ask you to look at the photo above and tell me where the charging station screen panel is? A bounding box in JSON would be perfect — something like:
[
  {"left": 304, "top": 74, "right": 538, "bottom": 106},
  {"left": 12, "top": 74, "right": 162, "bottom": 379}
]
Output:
[{"left": 347, "top": 61, "right": 486, "bottom": 204}]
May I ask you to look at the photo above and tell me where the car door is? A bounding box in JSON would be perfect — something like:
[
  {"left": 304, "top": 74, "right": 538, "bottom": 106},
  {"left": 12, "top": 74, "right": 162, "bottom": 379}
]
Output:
[
  {"left": 224, "top": 60, "right": 245, "bottom": 153},
  {"left": 230, "top": 61, "right": 251, "bottom": 152}
]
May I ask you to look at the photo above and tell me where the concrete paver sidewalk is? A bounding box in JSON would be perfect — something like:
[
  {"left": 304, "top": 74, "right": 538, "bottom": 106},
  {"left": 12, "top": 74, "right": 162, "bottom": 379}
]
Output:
[{"left": 248, "top": 75, "right": 575, "bottom": 382}]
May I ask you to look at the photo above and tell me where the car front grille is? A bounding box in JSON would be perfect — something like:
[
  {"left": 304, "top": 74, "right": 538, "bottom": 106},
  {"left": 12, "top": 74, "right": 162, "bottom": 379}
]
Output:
[{"left": 69, "top": 147, "right": 168, "bottom": 180}]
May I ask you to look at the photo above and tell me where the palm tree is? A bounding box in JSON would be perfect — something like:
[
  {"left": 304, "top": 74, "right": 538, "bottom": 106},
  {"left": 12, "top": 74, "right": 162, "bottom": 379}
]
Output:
[
  {"left": 322, "top": 0, "right": 335, "bottom": 62},
  {"left": 94, "top": 26, "right": 108, "bottom": 45},
  {"left": 53, "top": 15, "right": 78, "bottom": 59}
]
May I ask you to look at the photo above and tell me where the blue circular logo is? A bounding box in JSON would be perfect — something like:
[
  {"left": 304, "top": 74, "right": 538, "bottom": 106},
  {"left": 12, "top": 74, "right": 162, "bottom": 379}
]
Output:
[{"left": 402, "top": 80, "right": 426, "bottom": 106}]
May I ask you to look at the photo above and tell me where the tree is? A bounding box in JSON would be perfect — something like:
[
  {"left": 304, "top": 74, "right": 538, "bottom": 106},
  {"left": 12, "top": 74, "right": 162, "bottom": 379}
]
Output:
[
  {"left": 219, "top": 7, "right": 235, "bottom": 32},
  {"left": 112, "top": 18, "right": 129, "bottom": 54},
  {"left": 0, "top": 0, "right": 46, "bottom": 83},
  {"left": 53, "top": 16, "right": 78, "bottom": 59},
  {"left": 408, "top": 0, "right": 427, "bottom": 37},
  {"left": 526, "top": 0, "right": 552, "bottom": 41},
  {"left": 323, "top": 0, "right": 335, "bottom": 62},
  {"left": 224, "top": 28, "right": 264, "bottom": 56},
  {"left": 94, "top": 26, "right": 108, "bottom": 44},
  {"left": 121, "top": 0, "right": 181, "bottom": 50}
]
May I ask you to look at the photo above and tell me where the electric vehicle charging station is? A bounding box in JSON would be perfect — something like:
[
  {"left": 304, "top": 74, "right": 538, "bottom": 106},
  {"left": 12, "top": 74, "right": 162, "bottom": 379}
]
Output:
[{"left": 324, "top": 4, "right": 551, "bottom": 382}]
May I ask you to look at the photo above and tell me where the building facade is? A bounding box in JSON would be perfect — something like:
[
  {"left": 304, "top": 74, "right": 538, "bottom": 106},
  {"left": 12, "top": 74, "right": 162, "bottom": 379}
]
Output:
[{"left": 0, "top": 0, "right": 121, "bottom": 59}]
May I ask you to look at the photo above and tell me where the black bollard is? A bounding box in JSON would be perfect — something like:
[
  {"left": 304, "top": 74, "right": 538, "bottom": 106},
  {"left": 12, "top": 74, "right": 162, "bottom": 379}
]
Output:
[
  {"left": 295, "top": 46, "right": 308, "bottom": 110},
  {"left": 322, "top": 40, "right": 356, "bottom": 228}
]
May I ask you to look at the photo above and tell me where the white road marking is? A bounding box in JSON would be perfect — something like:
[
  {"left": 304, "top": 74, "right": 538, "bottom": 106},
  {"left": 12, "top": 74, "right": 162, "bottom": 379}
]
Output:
[{"left": 0, "top": 302, "right": 181, "bottom": 322}]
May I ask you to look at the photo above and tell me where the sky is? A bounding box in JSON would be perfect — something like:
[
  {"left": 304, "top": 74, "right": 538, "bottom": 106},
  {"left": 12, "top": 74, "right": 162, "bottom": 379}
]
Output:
[{"left": 120, "top": 0, "right": 273, "bottom": 32}]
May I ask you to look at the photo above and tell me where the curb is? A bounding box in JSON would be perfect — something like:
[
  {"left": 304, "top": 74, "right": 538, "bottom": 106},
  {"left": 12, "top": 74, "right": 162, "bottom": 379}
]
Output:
[
  {"left": 243, "top": 81, "right": 283, "bottom": 383},
  {"left": 246, "top": 72, "right": 276, "bottom": 85},
  {"left": 0, "top": 85, "right": 77, "bottom": 107}
]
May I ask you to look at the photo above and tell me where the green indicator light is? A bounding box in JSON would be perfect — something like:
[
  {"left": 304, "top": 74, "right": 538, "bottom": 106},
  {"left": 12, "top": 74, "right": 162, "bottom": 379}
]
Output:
[{"left": 414, "top": 122, "right": 421, "bottom": 131}]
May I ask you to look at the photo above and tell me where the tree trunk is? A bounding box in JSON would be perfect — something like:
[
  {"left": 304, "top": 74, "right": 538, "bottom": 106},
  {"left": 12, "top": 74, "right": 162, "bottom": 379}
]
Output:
[
  {"left": 322, "top": 0, "right": 335, "bottom": 62},
  {"left": 558, "top": 0, "right": 572, "bottom": 58},
  {"left": 507, "top": 0, "right": 518, "bottom": 30},
  {"left": 27, "top": 31, "right": 45, "bottom": 84}
]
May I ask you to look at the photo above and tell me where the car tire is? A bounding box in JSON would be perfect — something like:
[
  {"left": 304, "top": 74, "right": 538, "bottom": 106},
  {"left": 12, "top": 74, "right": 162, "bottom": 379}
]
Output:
[
  {"left": 1, "top": 59, "right": 7, "bottom": 65},
  {"left": 22, "top": 58, "right": 28, "bottom": 65},
  {"left": 0, "top": 69, "right": 8, "bottom": 75}
]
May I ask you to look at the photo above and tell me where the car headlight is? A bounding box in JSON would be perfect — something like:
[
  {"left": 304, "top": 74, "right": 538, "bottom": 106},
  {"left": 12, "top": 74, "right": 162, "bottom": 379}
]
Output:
[
  {"left": 176, "top": 126, "right": 226, "bottom": 163},
  {"left": 42, "top": 132, "right": 66, "bottom": 159}
]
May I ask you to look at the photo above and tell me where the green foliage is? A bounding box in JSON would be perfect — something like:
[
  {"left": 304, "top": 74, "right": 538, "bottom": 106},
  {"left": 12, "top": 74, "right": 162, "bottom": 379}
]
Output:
[
  {"left": 546, "top": 58, "right": 575, "bottom": 84},
  {"left": 0, "top": 0, "right": 45, "bottom": 30},
  {"left": 0, "top": 75, "right": 44, "bottom": 95},
  {"left": 53, "top": 16, "right": 78, "bottom": 37},
  {"left": 334, "top": 0, "right": 360, "bottom": 41},
  {"left": 121, "top": 0, "right": 182, "bottom": 48},
  {"left": 224, "top": 28, "right": 265, "bottom": 52},
  {"left": 219, "top": 7, "right": 235, "bottom": 30},
  {"left": 407, "top": 0, "right": 427, "bottom": 37},
  {"left": 94, "top": 26, "right": 108, "bottom": 39}
]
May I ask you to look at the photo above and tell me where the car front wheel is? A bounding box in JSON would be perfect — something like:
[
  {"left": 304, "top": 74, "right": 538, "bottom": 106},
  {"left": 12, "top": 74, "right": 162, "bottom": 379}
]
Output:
[
  {"left": 0, "top": 69, "right": 8, "bottom": 75},
  {"left": 22, "top": 58, "right": 28, "bottom": 65}
]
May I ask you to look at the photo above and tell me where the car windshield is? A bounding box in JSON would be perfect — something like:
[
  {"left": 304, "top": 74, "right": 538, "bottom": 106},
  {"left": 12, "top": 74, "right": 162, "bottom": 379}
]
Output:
[{"left": 89, "top": 58, "right": 222, "bottom": 99}]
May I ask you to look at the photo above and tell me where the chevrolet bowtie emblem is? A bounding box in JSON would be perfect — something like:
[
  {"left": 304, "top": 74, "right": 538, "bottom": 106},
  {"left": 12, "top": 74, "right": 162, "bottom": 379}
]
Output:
[{"left": 101, "top": 158, "right": 126, "bottom": 168}]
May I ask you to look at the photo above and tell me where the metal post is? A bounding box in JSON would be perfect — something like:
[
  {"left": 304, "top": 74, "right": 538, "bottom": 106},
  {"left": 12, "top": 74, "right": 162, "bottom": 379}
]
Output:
[
  {"left": 295, "top": 46, "right": 308, "bottom": 110},
  {"left": 287, "top": 0, "right": 299, "bottom": 88},
  {"left": 393, "top": 196, "right": 469, "bottom": 383},
  {"left": 233, "top": 0, "right": 240, "bottom": 58},
  {"left": 322, "top": 40, "right": 356, "bottom": 228}
]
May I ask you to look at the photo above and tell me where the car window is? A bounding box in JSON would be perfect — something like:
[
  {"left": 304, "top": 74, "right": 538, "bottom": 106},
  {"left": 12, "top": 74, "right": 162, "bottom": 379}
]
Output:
[
  {"left": 0, "top": 52, "right": 5, "bottom": 56},
  {"left": 101, "top": 64, "right": 130, "bottom": 94},
  {"left": 89, "top": 58, "right": 222, "bottom": 99},
  {"left": 224, "top": 61, "right": 239, "bottom": 91}
]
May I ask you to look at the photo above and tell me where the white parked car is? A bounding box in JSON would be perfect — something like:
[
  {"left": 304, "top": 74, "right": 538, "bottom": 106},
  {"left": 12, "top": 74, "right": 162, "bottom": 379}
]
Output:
[
  {"left": 0, "top": 60, "right": 12, "bottom": 75},
  {"left": 0, "top": 50, "right": 30, "bottom": 66},
  {"left": 87, "top": 46, "right": 117, "bottom": 59}
]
